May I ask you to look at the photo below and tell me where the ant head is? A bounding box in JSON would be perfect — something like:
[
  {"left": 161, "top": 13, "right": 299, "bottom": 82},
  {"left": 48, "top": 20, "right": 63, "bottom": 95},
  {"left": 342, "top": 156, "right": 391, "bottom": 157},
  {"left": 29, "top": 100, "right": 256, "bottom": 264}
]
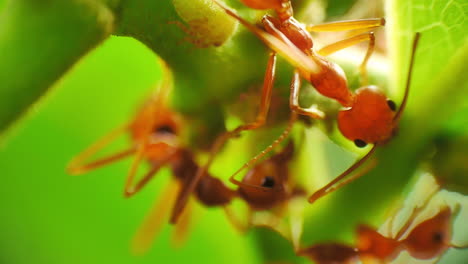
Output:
[
  {"left": 239, "top": 0, "right": 283, "bottom": 10},
  {"left": 237, "top": 158, "right": 287, "bottom": 210},
  {"left": 338, "top": 86, "right": 397, "bottom": 148},
  {"left": 130, "top": 103, "right": 183, "bottom": 163},
  {"left": 297, "top": 243, "right": 358, "bottom": 264},
  {"left": 402, "top": 207, "right": 452, "bottom": 260},
  {"left": 338, "top": 33, "right": 421, "bottom": 148},
  {"left": 356, "top": 224, "right": 401, "bottom": 261}
]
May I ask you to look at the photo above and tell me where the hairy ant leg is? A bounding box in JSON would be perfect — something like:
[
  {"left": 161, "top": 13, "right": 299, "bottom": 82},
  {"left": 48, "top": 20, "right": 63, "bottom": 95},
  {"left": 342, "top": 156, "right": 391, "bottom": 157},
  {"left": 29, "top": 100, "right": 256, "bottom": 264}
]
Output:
[
  {"left": 229, "top": 113, "right": 297, "bottom": 191},
  {"left": 170, "top": 52, "right": 277, "bottom": 223},
  {"left": 308, "top": 145, "right": 377, "bottom": 203}
]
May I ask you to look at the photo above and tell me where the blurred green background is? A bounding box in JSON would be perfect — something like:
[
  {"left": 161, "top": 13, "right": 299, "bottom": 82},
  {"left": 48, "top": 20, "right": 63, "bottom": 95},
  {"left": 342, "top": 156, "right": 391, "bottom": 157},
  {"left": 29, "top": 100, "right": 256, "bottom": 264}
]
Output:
[
  {"left": 1, "top": 0, "right": 468, "bottom": 263},
  {"left": 0, "top": 37, "right": 260, "bottom": 264}
]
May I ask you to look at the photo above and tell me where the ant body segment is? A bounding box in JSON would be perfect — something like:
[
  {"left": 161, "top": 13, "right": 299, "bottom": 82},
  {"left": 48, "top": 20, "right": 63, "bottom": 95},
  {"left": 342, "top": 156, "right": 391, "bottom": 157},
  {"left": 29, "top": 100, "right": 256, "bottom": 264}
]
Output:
[
  {"left": 171, "top": 0, "right": 384, "bottom": 222},
  {"left": 68, "top": 58, "right": 302, "bottom": 252},
  {"left": 212, "top": 1, "right": 420, "bottom": 205},
  {"left": 67, "top": 60, "right": 185, "bottom": 198},
  {"left": 298, "top": 190, "right": 467, "bottom": 263},
  {"left": 132, "top": 141, "right": 300, "bottom": 253}
]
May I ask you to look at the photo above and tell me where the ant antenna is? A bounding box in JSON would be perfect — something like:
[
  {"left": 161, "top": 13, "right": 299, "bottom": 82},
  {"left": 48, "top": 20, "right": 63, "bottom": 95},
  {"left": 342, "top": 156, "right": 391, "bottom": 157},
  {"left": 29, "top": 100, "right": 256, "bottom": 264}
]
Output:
[
  {"left": 308, "top": 144, "right": 377, "bottom": 203},
  {"left": 393, "top": 32, "right": 421, "bottom": 123},
  {"left": 229, "top": 112, "right": 298, "bottom": 191}
]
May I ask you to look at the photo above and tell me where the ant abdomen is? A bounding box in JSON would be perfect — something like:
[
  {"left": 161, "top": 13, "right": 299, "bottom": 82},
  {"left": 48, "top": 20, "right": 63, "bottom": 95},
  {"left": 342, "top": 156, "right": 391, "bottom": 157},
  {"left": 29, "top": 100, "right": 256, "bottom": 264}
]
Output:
[
  {"left": 402, "top": 208, "right": 452, "bottom": 260},
  {"left": 195, "top": 175, "right": 237, "bottom": 206}
]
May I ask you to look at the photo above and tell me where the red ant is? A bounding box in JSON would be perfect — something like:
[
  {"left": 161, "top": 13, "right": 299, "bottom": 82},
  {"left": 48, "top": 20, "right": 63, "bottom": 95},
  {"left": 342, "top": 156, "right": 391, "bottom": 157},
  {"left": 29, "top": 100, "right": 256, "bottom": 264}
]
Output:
[
  {"left": 297, "top": 190, "right": 467, "bottom": 263},
  {"left": 67, "top": 60, "right": 185, "bottom": 199},
  {"left": 210, "top": 1, "right": 421, "bottom": 206},
  {"left": 68, "top": 58, "right": 300, "bottom": 243},
  {"left": 132, "top": 141, "right": 301, "bottom": 253},
  {"left": 171, "top": 0, "right": 387, "bottom": 222}
]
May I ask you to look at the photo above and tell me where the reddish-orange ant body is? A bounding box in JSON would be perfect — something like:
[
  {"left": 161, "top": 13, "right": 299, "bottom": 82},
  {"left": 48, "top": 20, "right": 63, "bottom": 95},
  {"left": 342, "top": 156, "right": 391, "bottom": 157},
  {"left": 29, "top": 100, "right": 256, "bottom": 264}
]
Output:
[
  {"left": 170, "top": 0, "right": 387, "bottom": 222},
  {"left": 67, "top": 61, "right": 185, "bottom": 199},
  {"left": 298, "top": 202, "right": 466, "bottom": 263},
  {"left": 132, "top": 141, "right": 300, "bottom": 252},
  {"left": 210, "top": 1, "right": 421, "bottom": 206},
  {"left": 66, "top": 57, "right": 301, "bottom": 240}
]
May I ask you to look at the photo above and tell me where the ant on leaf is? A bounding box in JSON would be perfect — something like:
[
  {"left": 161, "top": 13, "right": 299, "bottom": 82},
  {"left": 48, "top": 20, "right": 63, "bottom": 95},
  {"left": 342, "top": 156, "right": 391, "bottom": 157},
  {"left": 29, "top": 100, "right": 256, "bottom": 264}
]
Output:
[{"left": 297, "top": 185, "right": 467, "bottom": 263}]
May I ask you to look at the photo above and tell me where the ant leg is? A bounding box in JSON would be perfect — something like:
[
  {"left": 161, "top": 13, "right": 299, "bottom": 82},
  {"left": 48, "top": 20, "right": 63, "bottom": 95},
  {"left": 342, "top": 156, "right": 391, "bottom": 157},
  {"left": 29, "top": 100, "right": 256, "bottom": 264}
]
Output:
[
  {"left": 124, "top": 148, "right": 178, "bottom": 198},
  {"left": 289, "top": 70, "right": 325, "bottom": 119},
  {"left": 171, "top": 198, "right": 194, "bottom": 248},
  {"left": 123, "top": 143, "right": 179, "bottom": 198},
  {"left": 317, "top": 33, "right": 376, "bottom": 86},
  {"left": 67, "top": 124, "right": 134, "bottom": 175},
  {"left": 170, "top": 52, "right": 277, "bottom": 223},
  {"left": 307, "top": 18, "right": 385, "bottom": 32},
  {"left": 229, "top": 112, "right": 298, "bottom": 190},
  {"left": 308, "top": 144, "right": 377, "bottom": 204},
  {"left": 131, "top": 179, "right": 179, "bottom": 255},
  {"left": 223, "top": 206, "right": 248, "bottom": 233}
]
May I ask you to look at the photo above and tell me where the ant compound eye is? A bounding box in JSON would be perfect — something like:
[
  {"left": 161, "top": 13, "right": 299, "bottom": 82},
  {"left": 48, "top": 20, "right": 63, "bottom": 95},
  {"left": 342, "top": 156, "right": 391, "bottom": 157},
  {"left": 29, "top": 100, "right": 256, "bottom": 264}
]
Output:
[
  {"left": 354, "top": 139, "right": 367, "bottom": 148},
  {"left": 155, "top": 124, "right": 175, "bottom": 135},
  {"left": 261, "top": 176, "right": 275, "bottom": 188},
  {"left": 387, "top": 99, "right": 397, "bottom": 111},
  {"left": 432, "top": 232, "right": 444, "bottom": 243}
]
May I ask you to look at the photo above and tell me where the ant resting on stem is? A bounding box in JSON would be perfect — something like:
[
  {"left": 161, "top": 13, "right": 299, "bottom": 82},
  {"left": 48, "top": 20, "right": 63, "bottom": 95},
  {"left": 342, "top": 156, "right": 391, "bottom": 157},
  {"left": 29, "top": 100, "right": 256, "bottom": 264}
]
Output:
[
  {"left": 297, "top": 185, "right": 468, "bottom": 264},
  {"left": 207, "top": 0, "right": 421, "bottom": 207}
]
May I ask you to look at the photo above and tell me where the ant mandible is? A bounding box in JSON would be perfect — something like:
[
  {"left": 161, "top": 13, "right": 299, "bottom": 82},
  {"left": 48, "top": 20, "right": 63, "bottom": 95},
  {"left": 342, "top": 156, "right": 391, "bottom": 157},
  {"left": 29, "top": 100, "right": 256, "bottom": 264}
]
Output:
[{"left": 298, "top": 190, "right": 467, "bottom": 263}]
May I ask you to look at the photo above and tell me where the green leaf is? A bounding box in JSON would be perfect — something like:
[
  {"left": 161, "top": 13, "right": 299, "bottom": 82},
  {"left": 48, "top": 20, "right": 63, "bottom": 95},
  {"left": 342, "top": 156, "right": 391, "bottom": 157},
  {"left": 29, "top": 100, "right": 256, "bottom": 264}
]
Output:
[
  {"left": 0, "top": 0, "right": 115, "bottom": 134},
  {"left": 301, "top": 0, "right": 468, "bottom": 246}
]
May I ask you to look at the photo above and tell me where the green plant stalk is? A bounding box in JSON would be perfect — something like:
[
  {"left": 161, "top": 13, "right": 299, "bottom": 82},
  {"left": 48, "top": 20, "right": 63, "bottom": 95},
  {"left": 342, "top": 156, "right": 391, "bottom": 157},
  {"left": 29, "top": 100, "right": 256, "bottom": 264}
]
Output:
[
  {"left": 0, "top": 0, "right": 466, "bottom": 262},
  {"left": 0, "top": 0, "right": 115, "bottom": 132}
]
